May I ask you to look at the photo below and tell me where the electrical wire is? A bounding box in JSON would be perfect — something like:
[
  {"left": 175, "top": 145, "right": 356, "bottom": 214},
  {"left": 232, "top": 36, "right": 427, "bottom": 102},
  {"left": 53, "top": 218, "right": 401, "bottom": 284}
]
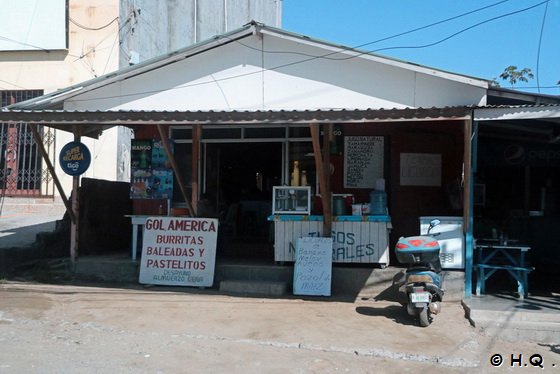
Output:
[
  {"left": 102, "top": 30, "right": 120, "bottom": 75},
  {"left": 371, "top": 0, "right": 549, "bottom": 54},
  {"left": 63, "top": 0, "right": 560, "bottom": 103},
  {"left": 70, "top": 11, "right": 135, "bottom": 76},
  {"left": 137, "top": 8, "right": 167, "bottom": 52},
  {"left": 0, "top": 35, "right": 49, "bottom": 52},
  {"left": 536, "top": 0, "right": 550, "bottom": 93},
  {"left": 226, "top": 0, "right": 515, "bottom": 61},
  {"left": 0, "top": 79, "right": 26, "bottom": 90},
  {"left": 334, "top": 0, "right": 513, "bottom": 51},
  {"left": 70, "top": 16, "right": 119, "bottom": 31}
]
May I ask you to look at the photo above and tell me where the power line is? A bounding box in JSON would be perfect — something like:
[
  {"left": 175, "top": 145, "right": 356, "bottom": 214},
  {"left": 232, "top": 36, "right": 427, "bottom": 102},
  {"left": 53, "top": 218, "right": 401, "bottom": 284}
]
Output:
[
  {"left": 70, "top": 16, "right": 119, "bottom": 31},
  {"left": 371, "top": 0, "right": 549, "bottom": 54},
  {"left": 67, "top": 0, "right": 560, "bottom": 103},
  {"left": 0, "top": 35, "right": 49, "bottom": 52},
  {"left": 228, "top": 0, "right": 516, "bottom": 62},
  {"left": 536, "top": 0, "right": 550, "bottom": 93},
  {"left": 0, "top": 10, "right": 133, "bottom": 93},
  {"left": 353, "top": 0, "right": 512, "bottom": 50}
]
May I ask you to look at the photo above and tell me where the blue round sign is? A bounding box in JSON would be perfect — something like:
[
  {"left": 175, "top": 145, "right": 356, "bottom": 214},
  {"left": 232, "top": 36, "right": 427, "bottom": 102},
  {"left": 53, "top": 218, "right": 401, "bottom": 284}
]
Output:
[{"left": 59, "top": 141, "right": 91, "bottom": 176}]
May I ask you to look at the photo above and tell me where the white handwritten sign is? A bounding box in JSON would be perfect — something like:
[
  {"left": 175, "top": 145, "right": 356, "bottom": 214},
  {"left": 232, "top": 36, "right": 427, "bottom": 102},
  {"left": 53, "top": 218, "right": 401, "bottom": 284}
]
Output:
[
  {"left": 293, "top": 237, "right": 333, "bottom": 296},
  {"left": 400, "top": 153, "right": 441, "bottom": 186},
  {"left": 139, "top": 217, "right": 218, "bottom": 287},
  {"left": 344, "top": 136, "right": 384, "bottom": 188}
]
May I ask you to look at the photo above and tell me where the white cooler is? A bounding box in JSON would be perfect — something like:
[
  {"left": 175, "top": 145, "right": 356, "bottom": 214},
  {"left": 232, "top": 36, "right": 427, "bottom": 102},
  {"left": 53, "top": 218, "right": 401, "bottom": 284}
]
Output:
[{"left": 419, "top": 216, "right": 464, "bottom": 269}]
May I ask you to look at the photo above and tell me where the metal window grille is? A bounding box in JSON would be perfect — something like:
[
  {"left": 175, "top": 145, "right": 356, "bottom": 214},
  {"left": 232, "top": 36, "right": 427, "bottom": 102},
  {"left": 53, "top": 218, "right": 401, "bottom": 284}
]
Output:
[{"left": 1, "top": 90, "right": 55, "bottom": 197}]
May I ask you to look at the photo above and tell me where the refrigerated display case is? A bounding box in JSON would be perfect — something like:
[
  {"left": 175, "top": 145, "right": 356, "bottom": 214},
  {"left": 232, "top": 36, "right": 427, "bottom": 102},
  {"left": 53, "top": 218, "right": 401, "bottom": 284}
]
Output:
[{"left": 272, "top": 186, "right": 311, "bottom": 215}]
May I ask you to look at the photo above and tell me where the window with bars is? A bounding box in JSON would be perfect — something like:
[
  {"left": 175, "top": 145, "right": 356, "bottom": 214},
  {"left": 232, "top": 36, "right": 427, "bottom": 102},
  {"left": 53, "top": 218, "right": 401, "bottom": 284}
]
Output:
[
  {"left": 1, "top": 89, "right": 52, "bottom": 196},
  {"left": 1, "top": 90, "right": 43, "bottom": 107}
]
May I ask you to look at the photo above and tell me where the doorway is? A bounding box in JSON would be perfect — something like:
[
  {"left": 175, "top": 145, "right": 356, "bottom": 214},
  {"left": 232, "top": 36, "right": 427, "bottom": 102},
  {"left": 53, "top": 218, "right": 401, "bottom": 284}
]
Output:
[{"left": 204, "top": 142, "right": 282, "bottom": 258}]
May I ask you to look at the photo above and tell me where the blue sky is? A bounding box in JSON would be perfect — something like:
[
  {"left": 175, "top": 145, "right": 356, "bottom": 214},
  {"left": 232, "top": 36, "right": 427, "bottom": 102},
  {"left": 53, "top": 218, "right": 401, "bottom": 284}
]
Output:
[{"left": 282, "top": 0, "right": 560, "bottom": 95}]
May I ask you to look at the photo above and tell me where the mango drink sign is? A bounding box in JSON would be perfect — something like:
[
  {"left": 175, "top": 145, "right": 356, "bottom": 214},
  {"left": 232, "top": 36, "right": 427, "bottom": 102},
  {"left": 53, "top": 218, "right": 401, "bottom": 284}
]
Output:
[{"left": 139, "top": 217, "right": 218, "bottom": 287}]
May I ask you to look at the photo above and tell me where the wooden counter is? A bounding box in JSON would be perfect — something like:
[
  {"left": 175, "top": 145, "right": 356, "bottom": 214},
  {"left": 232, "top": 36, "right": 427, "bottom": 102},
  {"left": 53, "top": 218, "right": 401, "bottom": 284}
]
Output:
[{"left": 268, "top": 215, "right": 391, "bottom": 266}]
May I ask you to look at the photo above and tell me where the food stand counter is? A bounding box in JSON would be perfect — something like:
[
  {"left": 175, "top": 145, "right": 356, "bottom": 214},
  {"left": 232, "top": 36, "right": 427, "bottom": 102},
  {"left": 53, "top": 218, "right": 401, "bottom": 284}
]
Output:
[{"left": 268, "top": 214, "right": 391, "bottom": 266}]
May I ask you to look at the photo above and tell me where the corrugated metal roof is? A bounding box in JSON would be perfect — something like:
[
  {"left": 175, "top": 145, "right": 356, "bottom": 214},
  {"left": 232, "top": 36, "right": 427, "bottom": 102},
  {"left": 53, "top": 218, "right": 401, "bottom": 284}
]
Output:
[
  {"left": 0, "top": 106, "right": 474, "bottom": 138},
  {"left": 474, "top": 103, "right": 560, "bottom": 122},
  {"left": 0, "top": 107, "right": 473, "bottom": 125}
]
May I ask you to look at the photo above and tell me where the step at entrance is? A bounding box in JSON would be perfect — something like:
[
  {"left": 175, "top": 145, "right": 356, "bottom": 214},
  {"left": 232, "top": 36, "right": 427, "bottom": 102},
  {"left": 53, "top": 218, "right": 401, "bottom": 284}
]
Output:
[{"left": 219, "top": 280, "right": 287, "bottom": 296}]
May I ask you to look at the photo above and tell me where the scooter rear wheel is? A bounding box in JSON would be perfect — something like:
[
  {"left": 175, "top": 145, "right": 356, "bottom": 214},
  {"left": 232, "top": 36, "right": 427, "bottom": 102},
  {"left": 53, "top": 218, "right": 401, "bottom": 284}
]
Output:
[{"left": 418, "top": 306, "right": 430, "bottom": 327}]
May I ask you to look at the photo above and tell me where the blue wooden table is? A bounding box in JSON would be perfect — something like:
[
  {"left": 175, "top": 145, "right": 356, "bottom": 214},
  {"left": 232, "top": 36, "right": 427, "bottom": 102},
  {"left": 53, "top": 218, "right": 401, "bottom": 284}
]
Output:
[{"left": 474, "top": 242, "right": 533, "bottom": 299}]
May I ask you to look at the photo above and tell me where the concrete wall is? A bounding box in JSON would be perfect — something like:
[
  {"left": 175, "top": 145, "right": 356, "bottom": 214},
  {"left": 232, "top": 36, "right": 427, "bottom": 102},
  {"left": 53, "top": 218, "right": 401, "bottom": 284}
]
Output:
[
  {"left": 0, "top": 0, "right": 121, "bottom": 199},
  {"left": 119, "top": 0, "right": 282, "bottom": 67}
]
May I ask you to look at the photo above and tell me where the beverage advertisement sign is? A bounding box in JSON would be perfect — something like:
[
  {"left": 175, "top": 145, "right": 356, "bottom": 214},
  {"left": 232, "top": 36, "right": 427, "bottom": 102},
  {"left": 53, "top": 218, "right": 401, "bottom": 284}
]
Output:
[
  {"left": 130, "top": 139, "right": 174, "bottom": 199},
  {"left": 139, "top": 217, "right": 218, "bottom": 287}
]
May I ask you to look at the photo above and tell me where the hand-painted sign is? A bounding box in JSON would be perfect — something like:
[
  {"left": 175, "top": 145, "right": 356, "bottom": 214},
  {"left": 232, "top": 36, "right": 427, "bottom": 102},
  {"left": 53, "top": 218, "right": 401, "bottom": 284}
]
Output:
[
  {"left": 271, "top": 217, "right": 391, "bottom": 265},
  {"left": 293, "top": 237, "right": 333, "bottom": 296},
  {"left": 59, "top": 141, "right": 91, "bottom": 176},
  {"left": 139, "top": 217, "right": 218, "bottom": 287}
]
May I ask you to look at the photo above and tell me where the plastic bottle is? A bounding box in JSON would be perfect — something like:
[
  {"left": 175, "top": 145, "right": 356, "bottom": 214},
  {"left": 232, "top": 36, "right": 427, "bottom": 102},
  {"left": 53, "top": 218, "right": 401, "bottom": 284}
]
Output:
[
  {"left": 291, "top": 161, "right": 300, "bottom": 186},
  {"left": 301, "top": 170, "right": 307, "bottom": 186},
  {"left": 370, "top": 190, "right": 388, "bottom": 215}
]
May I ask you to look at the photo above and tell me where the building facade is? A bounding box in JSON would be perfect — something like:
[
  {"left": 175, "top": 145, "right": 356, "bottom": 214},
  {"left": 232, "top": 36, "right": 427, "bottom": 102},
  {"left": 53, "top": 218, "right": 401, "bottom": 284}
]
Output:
[
  {"left": 0, "top": 0, "right": 119, "bottom": 200},
  {"left": 0, "top": 0, "right": 281, "bottom": 202}
]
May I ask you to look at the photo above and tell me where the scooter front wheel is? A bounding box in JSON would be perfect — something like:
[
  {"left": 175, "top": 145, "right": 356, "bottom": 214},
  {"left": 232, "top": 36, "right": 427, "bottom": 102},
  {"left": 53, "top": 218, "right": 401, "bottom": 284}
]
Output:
[{"left": 418, "top": 306, "right": 430, "bottom": 327}]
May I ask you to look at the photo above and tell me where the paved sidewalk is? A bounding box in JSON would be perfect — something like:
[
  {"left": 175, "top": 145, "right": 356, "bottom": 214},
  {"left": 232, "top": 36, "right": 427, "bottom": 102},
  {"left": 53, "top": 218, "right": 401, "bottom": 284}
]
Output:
[
  {"left": 0, "top": 207, "right": 63, "bottom": 248},
  {"left": 0, "top": 282, "right": 558, "bottom": 373}
]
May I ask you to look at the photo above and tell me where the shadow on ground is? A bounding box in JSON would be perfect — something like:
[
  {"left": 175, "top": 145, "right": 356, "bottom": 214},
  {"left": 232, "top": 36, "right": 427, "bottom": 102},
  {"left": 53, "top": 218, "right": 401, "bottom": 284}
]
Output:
[{"left": 355, "top": 304, "right": 417, "bottom": 326}]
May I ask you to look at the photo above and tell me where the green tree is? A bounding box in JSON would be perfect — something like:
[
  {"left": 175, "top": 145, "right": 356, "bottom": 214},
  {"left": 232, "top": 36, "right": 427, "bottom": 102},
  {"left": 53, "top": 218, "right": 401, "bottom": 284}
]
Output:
[{"left": 498, "top": 65, "right": 534, "bottom": 88}]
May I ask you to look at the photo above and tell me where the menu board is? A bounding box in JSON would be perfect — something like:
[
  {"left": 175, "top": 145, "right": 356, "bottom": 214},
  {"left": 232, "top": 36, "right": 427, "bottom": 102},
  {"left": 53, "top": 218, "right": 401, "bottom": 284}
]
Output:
[
  {"left": 293, "top": 237, "right": 333, "bottom": 296},
  {"left": 344, "top": 136, "right": 384, "bottom": 188},
  {"left": 139, "top": 217, "right": 218, "bottom": 287}
]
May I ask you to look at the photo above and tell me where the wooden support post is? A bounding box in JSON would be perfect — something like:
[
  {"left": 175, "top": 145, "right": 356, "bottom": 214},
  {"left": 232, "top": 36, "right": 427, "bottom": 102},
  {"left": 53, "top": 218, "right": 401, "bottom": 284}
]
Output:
[
  {"left": 156, "top": 124, "right": 195, "bottom": 216},
  {"left": 70, "top": 174, "right": 79, "bottom": 263},
  {"left": 192, "top": 125, "right": 202, "bottom": 215},
  {"left": 322, "top": 124, "right": 333, "bottom": 237},
  {"left": 310, "top": 122, "right": 333, "bottom": 237},
  {"left": 463, "top": 118, "right": 474, "bottom": 298},
  {"left": 29, "top": 124, "right": 76, "bottom": 223},
  {"left": 463, "top": 119, "right": 472, "bottom": 227},
  {"left": 70, "top": 127, "right": 80, "bottom": 264}
]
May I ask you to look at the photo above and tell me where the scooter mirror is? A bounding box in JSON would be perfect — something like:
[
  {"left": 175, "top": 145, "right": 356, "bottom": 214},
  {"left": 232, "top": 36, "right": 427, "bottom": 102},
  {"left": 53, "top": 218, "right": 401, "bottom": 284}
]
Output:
[{"left": 428, "top": 219, "right": 441, "bottom": 234}]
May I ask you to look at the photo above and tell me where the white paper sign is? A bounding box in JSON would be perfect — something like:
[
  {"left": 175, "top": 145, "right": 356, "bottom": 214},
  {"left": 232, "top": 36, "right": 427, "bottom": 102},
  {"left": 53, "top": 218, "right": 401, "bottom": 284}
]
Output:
[
  {"left": 293, "top": 237, "right": 333, "bottom": 296},
  {"left": 344, "top": 136, "right": 384, "bottom": 188},
  {"left": 400, "top": 153, "right": 442, "bottom": 186},
  {"left": 139, "top": 217, "right": 218, "bottom": 287}
]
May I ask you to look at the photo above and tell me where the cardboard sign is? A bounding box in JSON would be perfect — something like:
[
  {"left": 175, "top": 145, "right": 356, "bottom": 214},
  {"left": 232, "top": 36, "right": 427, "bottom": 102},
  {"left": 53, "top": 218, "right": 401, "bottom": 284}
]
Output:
[
  {"left": 139, "top": 217, "right": 218, "bottom": 287},
  {"left": 293, "top": 237, "right": 333, "bottom": 296}
]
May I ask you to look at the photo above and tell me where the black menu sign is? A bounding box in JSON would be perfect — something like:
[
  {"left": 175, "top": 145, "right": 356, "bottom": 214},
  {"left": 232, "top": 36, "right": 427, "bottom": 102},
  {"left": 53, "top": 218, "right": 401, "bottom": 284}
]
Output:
[{"left": 344, "top": 136, "right": 384, "bottom": 188}]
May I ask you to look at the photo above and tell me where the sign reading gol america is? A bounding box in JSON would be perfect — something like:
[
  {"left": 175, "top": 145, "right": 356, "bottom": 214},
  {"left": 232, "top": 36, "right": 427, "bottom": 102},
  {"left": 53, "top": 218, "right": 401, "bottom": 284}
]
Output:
[{"left": 59, "top": 141, "right": 91, "bottom": 176}]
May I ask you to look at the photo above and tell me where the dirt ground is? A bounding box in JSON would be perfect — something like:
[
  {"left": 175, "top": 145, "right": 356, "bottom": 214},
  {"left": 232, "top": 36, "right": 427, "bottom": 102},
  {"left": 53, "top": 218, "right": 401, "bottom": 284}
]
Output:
[{"left": 0, "top": 281, "right": 558, "bottom": 373}]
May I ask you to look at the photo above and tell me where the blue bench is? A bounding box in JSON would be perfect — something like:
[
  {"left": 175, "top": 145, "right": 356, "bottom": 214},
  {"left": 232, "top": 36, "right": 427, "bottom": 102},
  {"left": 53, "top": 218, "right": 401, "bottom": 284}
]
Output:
[{"left": 474, "top": 263, "right": 534, "bottom": 300}]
